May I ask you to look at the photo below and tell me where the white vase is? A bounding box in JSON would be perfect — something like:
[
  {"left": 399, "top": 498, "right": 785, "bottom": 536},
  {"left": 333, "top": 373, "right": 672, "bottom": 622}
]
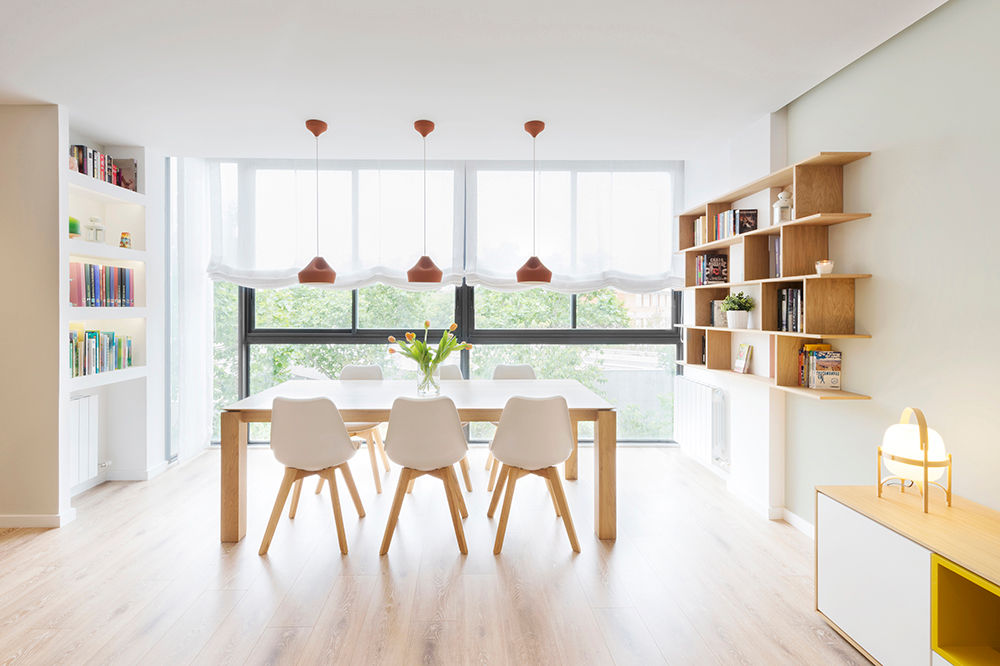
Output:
[{"left": 726, "top": 310, "right": 750, "bottom": 329}]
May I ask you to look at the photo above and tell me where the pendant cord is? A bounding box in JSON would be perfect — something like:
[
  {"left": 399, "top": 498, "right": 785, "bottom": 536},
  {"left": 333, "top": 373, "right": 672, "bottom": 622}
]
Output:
[
  {"left": 422, "top": 136, "right": 427, "bottom": 256},
  {"left": 532, "top": 136, "right": 537, "bottom": 256},
  {"left": 315, "top": 135, "right": 320, "bottom": 254}
]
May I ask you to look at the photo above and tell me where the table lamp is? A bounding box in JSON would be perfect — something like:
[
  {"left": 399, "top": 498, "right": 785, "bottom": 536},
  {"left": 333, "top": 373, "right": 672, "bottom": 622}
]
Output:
[{"left": 877, "top": 407, "right": 951, "bottom": 512}]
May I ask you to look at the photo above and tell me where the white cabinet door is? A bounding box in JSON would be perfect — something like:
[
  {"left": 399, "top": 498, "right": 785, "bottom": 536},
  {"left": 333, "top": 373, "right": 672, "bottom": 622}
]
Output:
[{"left": 817, "top": 493, "right": 931, "bottom": 666}]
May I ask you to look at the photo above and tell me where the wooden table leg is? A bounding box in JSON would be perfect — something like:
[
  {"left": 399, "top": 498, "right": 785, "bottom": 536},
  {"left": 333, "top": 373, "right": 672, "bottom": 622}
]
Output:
[
  {"left": 564, "top": 419, "right": 579, "bottom": 481},
  {"left": 221, "top": 411, "right": 248, "bottom": 543},
  {"left": 594, "top": 410, "right": 616, "bottom": 540}
]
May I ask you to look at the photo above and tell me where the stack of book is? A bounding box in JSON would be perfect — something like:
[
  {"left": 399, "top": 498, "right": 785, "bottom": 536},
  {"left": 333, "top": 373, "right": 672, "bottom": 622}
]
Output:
[
  {"left": 695, "top": 254, "right": 728, "bottom": 285},
  {"left": 777, "top": 286, "right": 803, "bottom": 332},
  {"left": 693, "top": 209, "right": 758, "bottom": 245},
  {"left": 798, "top": 344, "right": 841, "bottom": 389},
  {"left": 69, "top": 145, "right": 138, "bottom": 192},
  {"left": 69, "top": 262, "right": 136, "bottom": 307},
  {"left": 69, "top": 328, "right": 133, "bottom": 377}
]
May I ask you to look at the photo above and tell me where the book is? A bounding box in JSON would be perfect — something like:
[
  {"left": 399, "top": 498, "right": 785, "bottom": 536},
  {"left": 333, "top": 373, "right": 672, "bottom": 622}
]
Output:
[
  {"left": 798, "top": 344, "right": 832, "bottom": 387},
  {"left": 72, "top": 262, "right": 136, "bottom": 308},
  {"left": 702, "top": 254, "right": 728, "bottom": 284},
  {"left": 69, "top": 327, "right": 134, "bottom": 377},
  {"left": 733, "top": 344, "right": 753, "bottom": 374},
  {"left": 809, "top": 350, "right": 842, "bottom": 389},
  {"left": 710, "top": 300, "right": 726, "bottom": 327},
  {"left": 737, "top": 209, "right": 758, "bottom": 234},
  {"left": 114, "top": 158, "right": 138, "bottom": 191}
]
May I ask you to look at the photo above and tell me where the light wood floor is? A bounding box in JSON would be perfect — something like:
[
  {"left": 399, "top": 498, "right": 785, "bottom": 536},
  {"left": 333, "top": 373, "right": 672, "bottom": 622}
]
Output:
[{"left": 0, "top": 447, "right": 865, "bottom": 665}]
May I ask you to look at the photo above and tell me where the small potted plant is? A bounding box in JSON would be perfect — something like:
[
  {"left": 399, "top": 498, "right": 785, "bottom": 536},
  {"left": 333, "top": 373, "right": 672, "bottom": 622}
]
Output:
[
  {"left": 721, "top": 291, "right": 755, "bottom": 329},
  {"left": 388, "top": 321, "right": 471, "bottom": 396}
]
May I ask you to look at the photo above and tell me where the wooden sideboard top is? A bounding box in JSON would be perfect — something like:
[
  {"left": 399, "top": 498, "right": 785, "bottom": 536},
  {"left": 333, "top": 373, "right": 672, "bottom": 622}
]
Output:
[{"left": 817, "top": 485, "right": 1000, "bottom": 586}]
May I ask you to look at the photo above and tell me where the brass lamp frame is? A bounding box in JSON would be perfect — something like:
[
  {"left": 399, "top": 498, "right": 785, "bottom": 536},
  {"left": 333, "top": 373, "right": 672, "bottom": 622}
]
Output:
[{"left": 877, "top": 407, "right": 952, "bottom": 513}]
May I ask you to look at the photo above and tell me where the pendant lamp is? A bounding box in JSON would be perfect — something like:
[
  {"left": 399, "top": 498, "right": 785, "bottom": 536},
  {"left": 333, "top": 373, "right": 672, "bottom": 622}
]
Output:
[
  {"left": 516, "top": 120, "right": 552, "bottom": 284},
  {"left": 298, "top": 119, "right": 337, "bottom": 284},
  {"left": 407, "top": 119, "right": 444, "bottom": 283}
]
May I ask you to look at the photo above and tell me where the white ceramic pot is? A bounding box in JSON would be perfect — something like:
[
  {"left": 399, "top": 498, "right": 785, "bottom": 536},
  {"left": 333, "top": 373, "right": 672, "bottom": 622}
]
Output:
[{"left": 726, "top": 310, "right": 750, "bottom": 329}]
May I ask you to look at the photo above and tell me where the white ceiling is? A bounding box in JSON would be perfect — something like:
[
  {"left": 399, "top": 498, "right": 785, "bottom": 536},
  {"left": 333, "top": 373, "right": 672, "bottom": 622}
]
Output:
[{"left": 0, "top": 0, "right": 946, "bottom": 159}]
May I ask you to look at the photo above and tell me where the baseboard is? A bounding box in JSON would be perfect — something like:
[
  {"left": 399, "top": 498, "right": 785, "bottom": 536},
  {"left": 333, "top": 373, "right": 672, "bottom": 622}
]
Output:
[
  {"left": 781, "top": 508, "right": 814, "bottom": 537},
  {"left": 107, "top": 463, "right": 167, "bottom": 482},
  {"left": 0, "top": 509, "right": 75, "bottom": 528},
  {"left": 71, "top": 472, "right": 107, "bottom": 497}
]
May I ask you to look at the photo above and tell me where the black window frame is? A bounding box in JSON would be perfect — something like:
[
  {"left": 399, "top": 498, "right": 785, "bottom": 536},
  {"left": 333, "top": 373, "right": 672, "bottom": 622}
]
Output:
[{"left": 236, "top": 283, "right": 683, "bottom": 443}]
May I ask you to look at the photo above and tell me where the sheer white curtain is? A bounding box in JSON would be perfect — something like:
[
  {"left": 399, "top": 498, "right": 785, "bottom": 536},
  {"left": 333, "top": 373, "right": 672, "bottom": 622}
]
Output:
[
  {"left": 202, "top": 159, "right": 681, "bottom": 293},
  {"left": 465, "top": 161, "right": 682, "bottom": 293},
  {"left": 205, "top": 160, "right": 465, "bottom": 290}
]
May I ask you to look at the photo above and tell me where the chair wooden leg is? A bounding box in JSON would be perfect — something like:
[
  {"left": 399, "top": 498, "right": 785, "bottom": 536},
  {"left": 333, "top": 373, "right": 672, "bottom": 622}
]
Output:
[
  {"left": 314, "top": 476, "right": 325, "bottom": 494},
  {"left": 484, "top": 452, "right": 494, "bottom": 471},
  {"left": 459, "top": 456, "right": 473, "bottom": 492},
  {"left": 260, "top": 468, "right": 298, "bottom": 556},
  {"left": 446, "top": 466, "right": 468, "bottom": 519},
  {"left": 289, "top": 478, "right": 303, "bottom": 519},
  {"left": 545, "top": 476, "right": 562, "bottom": 518},
  {"left": 406, "top": 479, "right": 415, "bottom": 494},
  {"left": 374, "top": 429, "right": 390, "bottom": 472},
  {"left": 338, "top": 463, "right": 365, "bottom": 518},
  {"left": 546, "top": 467, "right": 580, "bottom": 553},
  {"left": 493, "top": 468, "right": 521, "bottom": 554},
  {"left": 323, "top": 468, "right": 348, "bottom": 555},
  {"left": 487, "top": 464, "right": 509, "bottom": 518},
  {"left": 380, "top": 468, "right": 412, "bottom": 555},
  {"left": 487, "top": 457, "right": 501, "bottom": 492},
  {"left": 439, "top": 470, "right": 468, "bottom": 554},
  {"left": 365, "top": 432, "right": 382, "bottom": 494}
]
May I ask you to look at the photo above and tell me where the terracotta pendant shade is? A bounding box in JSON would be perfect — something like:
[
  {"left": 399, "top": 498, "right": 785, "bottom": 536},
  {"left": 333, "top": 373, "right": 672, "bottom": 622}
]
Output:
[
  {"left": 408, "top": 119, "right": 443, "bottom": 283},
  {"left": 298, "top": 118, "right": 336, "bottom": 285},
  {"left": 515, "top": 256, "right": 552, "bottom": 284},
  {"left": 406, "top": 255, "right": 444, "bottom": 283},
  {"left": 517, "top": 120, "right": 552, "bottom": 284},
  {"left": 298, "top": 255, "right": 336, "bottom": 284}
]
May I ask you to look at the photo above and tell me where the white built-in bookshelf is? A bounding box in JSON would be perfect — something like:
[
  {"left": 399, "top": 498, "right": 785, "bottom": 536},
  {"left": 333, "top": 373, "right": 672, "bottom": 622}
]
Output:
[{"left": 61, "top": 127, "right": 165, "bottom": 496}]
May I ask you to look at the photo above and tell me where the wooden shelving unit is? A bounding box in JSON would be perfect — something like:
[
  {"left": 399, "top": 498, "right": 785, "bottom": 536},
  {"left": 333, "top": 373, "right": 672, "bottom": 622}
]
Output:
[{"left": 676, "top": 151, "right": 871, "bottom": 400}]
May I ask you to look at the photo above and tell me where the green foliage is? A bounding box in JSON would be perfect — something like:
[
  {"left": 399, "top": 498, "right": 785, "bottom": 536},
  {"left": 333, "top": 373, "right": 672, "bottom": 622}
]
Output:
[
  {"left": 721, "top": 291, "right": 755, "bottom": 312},
  {"left": 212, "top": 284, "right": 676, "bottom": 441},
  {"left": 389, "top": 322, "right": 469, "bottom": 373}
]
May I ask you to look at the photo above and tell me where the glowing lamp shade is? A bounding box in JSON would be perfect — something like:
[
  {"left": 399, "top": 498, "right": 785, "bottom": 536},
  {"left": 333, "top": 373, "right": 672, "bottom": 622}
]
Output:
[
  {"left": 877, "top": 407, "right": 952, "bottom": 513},
  {"left": 881, "top": 423, "right": 947, "bottom": 482}
]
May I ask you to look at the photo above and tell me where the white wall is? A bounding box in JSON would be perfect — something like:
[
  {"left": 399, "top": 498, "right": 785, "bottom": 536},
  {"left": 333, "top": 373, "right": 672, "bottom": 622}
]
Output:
[
  {"left": 782, "top": 0, "right": 1000, "bottom": 520},
  {"left": 0, "top": 105, "right": 65, "bottom": 523}
]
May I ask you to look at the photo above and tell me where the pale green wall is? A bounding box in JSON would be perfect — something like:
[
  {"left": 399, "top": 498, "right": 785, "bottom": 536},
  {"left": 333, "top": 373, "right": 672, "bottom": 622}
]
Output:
[{"left": 784, "top": 0, "right": 1000, "bottom": 520}]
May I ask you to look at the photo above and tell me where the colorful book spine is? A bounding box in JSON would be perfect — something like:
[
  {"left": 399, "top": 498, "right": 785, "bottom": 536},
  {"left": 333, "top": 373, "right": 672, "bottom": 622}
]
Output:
[
  {"left": 71, "top": 263, "right": 137, "bottom": 308},
  {"left": 69, "top": 328, "right": 135, "bottom": 377}
]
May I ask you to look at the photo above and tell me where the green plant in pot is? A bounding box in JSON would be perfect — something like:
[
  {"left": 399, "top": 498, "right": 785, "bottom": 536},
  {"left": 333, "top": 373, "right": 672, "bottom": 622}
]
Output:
[{"left": 721, "top": 291, "right": 754, "bottom": 329}]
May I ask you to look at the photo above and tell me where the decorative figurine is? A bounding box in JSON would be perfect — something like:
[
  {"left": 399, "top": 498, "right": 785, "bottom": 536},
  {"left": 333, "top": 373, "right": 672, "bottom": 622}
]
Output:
[{"left": 119, "top": 232, "right": 132, "bottom": 249}]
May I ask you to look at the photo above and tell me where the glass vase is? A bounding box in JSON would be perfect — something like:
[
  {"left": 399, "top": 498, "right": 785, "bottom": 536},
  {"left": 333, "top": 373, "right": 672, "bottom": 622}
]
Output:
[{"left": 417, "top": 366, "right": 440, "bottom": 396}]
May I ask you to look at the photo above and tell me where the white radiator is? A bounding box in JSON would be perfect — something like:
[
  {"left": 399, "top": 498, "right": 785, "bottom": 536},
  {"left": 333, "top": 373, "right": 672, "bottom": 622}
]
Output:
[
  {"left": 673, "top": 376, "right": 728, "bottom": 471},
  {"left": 69, "top": 395, "right": 100, "bottom": 493}
]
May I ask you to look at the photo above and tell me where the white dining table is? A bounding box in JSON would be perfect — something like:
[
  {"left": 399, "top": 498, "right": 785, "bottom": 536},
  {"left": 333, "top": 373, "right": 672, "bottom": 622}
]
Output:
[{"left": 219, "top": 379, "right": 617, "bottom": 543}]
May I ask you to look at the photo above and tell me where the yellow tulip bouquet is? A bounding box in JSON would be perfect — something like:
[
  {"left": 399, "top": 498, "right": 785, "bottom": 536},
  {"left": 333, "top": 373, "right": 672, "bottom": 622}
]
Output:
[{"left": 388, "top": 321, "right": 471, "bottom": 395}]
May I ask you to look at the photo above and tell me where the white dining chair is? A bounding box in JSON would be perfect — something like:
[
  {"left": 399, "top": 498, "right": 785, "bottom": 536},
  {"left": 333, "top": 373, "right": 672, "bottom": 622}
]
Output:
[
  {"left": 485, "top": 364, "right": 537, "bottom": 491},
  {"left": 488, "top": 396, "right": 580, "bottom": 554},
  {"left": 437, "top": 364, "right": 464, "bottom": 380},
  {"left": 313, "top": 364, "right": 391, "bottom": 495},
  {"left": 380, "top": 397, "right": 470, "bottom": 555},
  {"left": 429, "top": 363, "right": 473, "bottom": 492},
  {"left": 259, "top": 397, "right": 365, "bottom": 556}
]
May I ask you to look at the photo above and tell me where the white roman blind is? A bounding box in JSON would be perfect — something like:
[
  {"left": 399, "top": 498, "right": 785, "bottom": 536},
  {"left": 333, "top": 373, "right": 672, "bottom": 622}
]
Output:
[
  {"left": 202, "top": 159, "right": 680, "bottom": 292},
  {"left": 205, "top": 159, "right": 465, "bottom": 290},
  {"left": 464, "top": 161, "right": 682, "bottom": 293}
]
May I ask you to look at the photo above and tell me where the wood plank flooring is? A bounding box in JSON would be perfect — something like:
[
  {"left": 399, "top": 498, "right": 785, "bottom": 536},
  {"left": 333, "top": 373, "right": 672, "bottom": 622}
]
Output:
[{"left": 0, "top": 447, "right": 866, "bottom": 665}]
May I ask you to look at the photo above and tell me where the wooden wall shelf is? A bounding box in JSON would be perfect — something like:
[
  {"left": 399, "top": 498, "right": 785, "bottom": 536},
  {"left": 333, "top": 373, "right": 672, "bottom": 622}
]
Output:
[{"left": 677, "top": 151, "right": 871, "bottom": 399}]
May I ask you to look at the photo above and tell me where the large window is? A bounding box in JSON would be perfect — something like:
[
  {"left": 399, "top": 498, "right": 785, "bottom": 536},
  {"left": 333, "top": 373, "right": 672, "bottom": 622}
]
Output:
[{"left": 213, "top": 283, "right": 681, "bottom": 443}]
